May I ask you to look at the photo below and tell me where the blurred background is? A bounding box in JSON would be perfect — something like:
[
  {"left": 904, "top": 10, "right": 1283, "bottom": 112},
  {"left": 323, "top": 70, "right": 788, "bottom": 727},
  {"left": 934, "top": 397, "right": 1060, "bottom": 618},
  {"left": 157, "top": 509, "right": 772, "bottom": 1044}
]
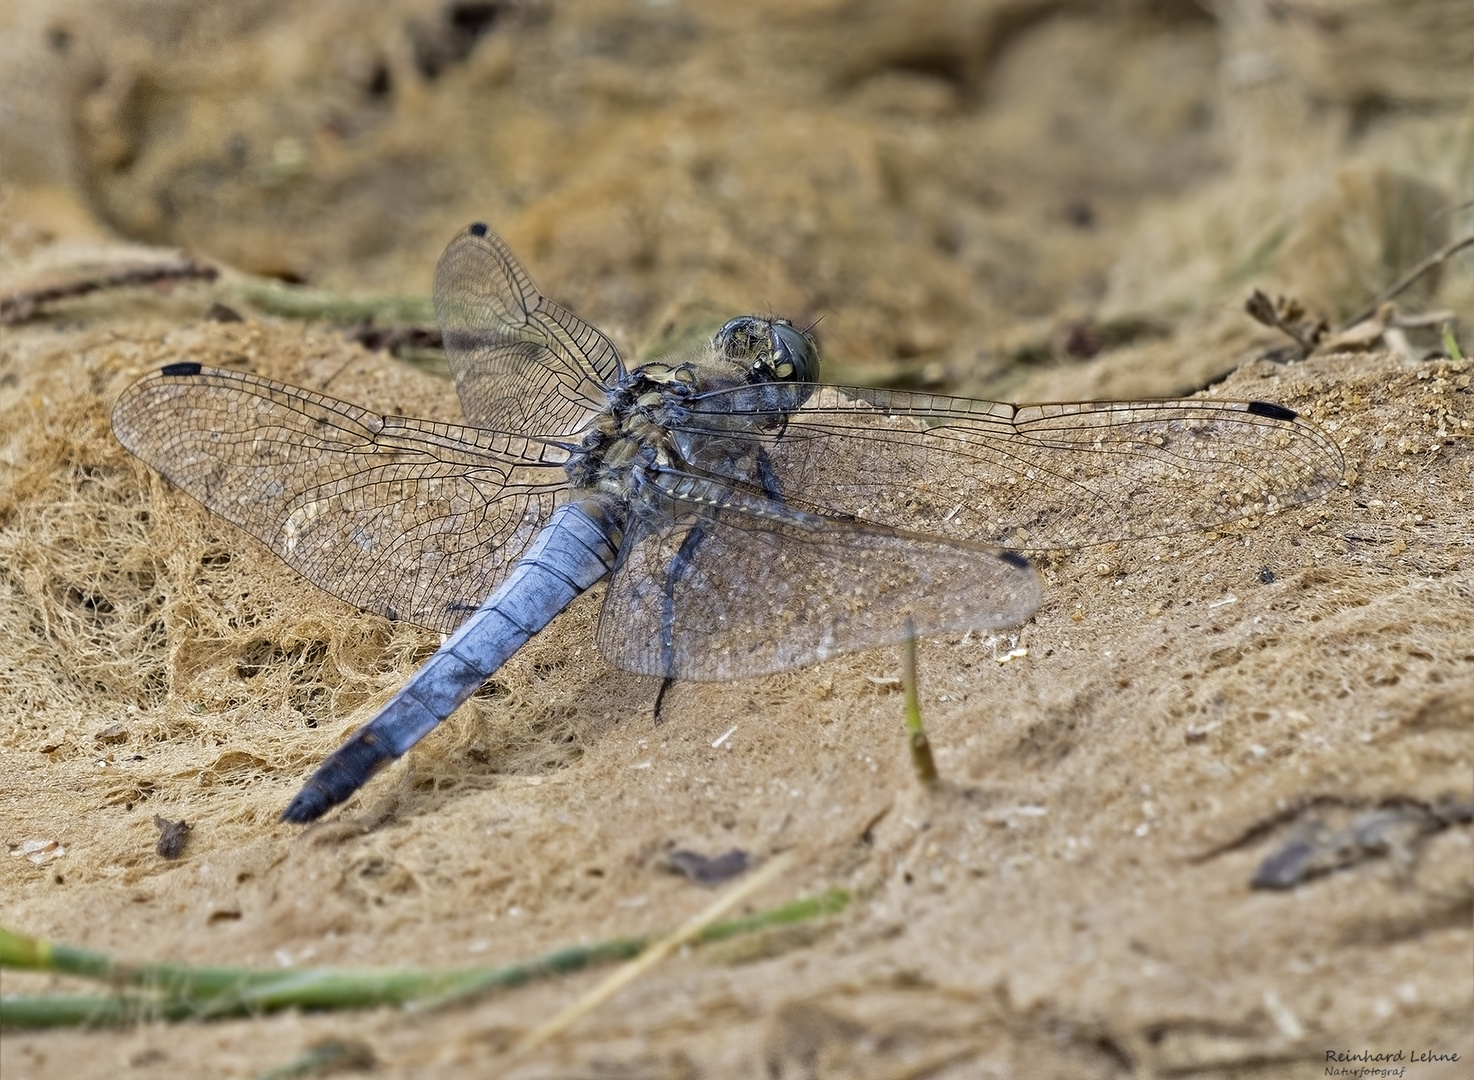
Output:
[
  {"left": 2, "top": 6, "right": 1471, "bottom": 1073},
  {"left": 3, "top": 0, "right": 1472, "bottom": 393}
]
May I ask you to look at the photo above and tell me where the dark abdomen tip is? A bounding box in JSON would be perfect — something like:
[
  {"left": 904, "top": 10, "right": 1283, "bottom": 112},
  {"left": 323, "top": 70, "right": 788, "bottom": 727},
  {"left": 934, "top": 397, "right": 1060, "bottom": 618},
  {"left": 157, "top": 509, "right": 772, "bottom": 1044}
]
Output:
[
  {"left": 280, "top": 787, "right": 332, "bottom": 824},
  {"left": 279, "top": 729, "right": 396, "bottom": 823}
]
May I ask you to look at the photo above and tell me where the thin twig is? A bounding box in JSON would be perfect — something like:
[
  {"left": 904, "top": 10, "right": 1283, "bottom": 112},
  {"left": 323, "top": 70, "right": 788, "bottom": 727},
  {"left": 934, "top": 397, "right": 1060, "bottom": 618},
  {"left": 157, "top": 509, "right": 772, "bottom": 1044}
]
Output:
[
  {"left": 514, "top": 850, "right": 797, "bottom": 1054},
  {"left": 343, "top": 320, "right": 442, "bottom": 353},
  {"left": 0, "top": 258, "right": 219, "bottom": 324},
  {"left": 1343, "top": 232, "right": 1474, "bottom": 330}
]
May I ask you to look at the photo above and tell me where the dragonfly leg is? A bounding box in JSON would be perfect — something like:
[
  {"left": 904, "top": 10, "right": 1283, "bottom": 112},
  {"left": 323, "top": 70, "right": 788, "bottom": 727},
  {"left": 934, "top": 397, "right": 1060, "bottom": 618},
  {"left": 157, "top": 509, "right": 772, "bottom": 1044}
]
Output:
[
  {"left": 652, "top": 675, "right": 678, "bottom": 723},
  {"left": 659, "top": 525, "right": 707, "bottom": 677},
  {"left": 650, "top": 443, "right": 785, "bottom": 698}
]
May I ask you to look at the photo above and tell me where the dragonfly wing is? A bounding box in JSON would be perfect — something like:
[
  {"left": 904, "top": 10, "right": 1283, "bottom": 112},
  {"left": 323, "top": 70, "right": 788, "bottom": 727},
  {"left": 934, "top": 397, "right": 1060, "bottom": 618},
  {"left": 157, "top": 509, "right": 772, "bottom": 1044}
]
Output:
[
  {"left": 112, "top": 363, "right": 569, "bottom": 632},
  {"left": 675, "top": 386, "right": 1344, "bottom": 549},
  {"left": 597, "top": 475, "right": 1040, "bottom": 680},
  {"left": 435, "top": 223, "right": 624, "bottom": 437}
]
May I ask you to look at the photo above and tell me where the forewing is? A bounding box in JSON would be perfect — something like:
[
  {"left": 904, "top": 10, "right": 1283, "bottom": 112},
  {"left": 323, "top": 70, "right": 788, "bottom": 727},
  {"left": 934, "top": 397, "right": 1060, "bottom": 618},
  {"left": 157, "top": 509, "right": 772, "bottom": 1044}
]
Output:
[
  {"left": 434, "top": 224, "right": 624, "bottom": 437},
  {"left": 675, "top": 386, "right": 1344, "bottom": 549},
  {"left": 597, "top": 477, "right": 1040, "bottom": 680},
  {"left": 112, "top": 364, "right": 569, "bottom": 632}
]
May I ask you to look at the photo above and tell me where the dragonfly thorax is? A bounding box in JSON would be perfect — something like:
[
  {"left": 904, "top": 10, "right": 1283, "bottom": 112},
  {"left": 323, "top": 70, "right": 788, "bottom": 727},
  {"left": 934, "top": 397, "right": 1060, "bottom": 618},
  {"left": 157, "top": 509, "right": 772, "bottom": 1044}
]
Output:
[
  {"left": 565, "top": 315, "right": 819, "bottom": 503},
  {"left": 564, "top": 366, "right": 688, "bottom": 502}
]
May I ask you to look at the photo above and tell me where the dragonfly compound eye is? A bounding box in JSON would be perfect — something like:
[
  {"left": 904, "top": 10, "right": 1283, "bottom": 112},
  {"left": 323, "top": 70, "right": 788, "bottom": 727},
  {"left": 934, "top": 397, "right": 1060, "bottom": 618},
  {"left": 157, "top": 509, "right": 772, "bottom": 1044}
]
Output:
[
  {"left": 770, "top": 320, "right": 819, "bottom": 383},
  {"left": 714, "top": 316, "right": 819, "bottom": 385},
  {"left": 714, "top": 316, "right": 766, "bottom": 361}
]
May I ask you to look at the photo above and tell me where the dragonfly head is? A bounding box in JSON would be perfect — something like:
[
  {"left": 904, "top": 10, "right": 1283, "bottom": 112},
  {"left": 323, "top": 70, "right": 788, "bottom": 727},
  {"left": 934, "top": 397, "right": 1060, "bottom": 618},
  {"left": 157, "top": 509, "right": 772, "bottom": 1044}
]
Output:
[{"left": 714, "top": 316, "right": 820, "bottom": 387}]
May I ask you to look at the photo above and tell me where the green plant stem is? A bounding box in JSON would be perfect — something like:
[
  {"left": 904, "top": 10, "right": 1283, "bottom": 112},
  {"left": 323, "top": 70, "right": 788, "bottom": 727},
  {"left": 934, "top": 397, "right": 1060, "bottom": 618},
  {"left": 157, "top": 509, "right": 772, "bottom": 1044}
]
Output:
[
  {"left": 224, "top": 280, "right": 434, "bottom": 325},
  {"left": 902, "top": 621, "right": 939, "bottom": 788},
  {"left": 0, "top": 890, "right": 848, "bottom": 1028}
]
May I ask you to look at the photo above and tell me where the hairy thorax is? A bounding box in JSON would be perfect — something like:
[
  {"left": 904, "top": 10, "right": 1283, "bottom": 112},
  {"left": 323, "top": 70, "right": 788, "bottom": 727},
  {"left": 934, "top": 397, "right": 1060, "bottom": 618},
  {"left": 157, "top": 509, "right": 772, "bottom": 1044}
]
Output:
[{"left": 563, "top": 315, "right": 820, "bottom": 511}]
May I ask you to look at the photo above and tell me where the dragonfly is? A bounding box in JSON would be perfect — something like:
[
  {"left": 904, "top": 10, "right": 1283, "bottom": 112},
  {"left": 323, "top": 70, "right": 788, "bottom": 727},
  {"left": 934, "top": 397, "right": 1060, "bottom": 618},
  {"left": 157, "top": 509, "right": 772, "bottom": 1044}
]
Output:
[{"left": 112, "top": 222, "right": 1344, "bottom": 822}]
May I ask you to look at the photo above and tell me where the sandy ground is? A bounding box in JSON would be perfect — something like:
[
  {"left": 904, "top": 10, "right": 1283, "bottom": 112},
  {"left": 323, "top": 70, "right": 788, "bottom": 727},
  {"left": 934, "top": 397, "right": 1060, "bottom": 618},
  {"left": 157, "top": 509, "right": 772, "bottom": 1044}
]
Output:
[{"left": 2, "top": 2, "right": 1471, "bottom": 1078}]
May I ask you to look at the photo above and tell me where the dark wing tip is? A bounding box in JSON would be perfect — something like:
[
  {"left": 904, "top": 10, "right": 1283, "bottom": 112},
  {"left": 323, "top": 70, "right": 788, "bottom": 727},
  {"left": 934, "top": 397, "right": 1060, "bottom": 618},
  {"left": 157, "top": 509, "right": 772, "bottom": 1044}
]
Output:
[
  {"left": 1247, "top": 400, "right": 1299, "bottom": 422},
  {"left": 998, "top": 550, "right": 1030, "bottom": 569},
  {"left": 160, "top": 361, "right": 203, "bottom": 377},
  {"left": 469, "top": 222, "right": 489, "bottom": 237}
]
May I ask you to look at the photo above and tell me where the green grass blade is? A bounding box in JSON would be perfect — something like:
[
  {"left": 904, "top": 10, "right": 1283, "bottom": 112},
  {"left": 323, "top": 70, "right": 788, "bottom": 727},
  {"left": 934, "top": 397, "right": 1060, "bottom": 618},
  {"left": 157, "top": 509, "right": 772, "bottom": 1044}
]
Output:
[
  {"left": 1443, "top": 321, "right": 1465, "bottom": 362},
  {"left": 694, "top": 887, "right": 849, "bottom": 943}
]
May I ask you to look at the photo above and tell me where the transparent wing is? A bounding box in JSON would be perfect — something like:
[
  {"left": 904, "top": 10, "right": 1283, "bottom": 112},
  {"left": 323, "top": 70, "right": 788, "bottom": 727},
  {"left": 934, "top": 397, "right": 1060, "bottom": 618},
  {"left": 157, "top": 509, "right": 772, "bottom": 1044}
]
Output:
[
  {"left": 434, "top": 223, "right": 625, "bottom": 437},
  {"left": 597, "top": 476, "right": 1041, "bottom": 680},
  {"left": 673, "top": 386, "right": 1345, "bottom": 549},
  {"left": 112, "top": 364, "right": 570, "bottom": 632}
]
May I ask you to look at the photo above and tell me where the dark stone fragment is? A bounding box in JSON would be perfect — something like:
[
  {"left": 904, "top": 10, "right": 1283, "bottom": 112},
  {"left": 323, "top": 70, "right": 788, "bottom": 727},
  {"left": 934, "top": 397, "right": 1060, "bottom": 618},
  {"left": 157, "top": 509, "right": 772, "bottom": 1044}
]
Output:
[
  {"left": 204, "top": 302, "right": 243, "bottom": 323},
  {"left": 154, "top": 815, "right": 191, "bottom": 859},
  {"left": 664, "top": 847, "right": 750, "bottom": 886}
]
